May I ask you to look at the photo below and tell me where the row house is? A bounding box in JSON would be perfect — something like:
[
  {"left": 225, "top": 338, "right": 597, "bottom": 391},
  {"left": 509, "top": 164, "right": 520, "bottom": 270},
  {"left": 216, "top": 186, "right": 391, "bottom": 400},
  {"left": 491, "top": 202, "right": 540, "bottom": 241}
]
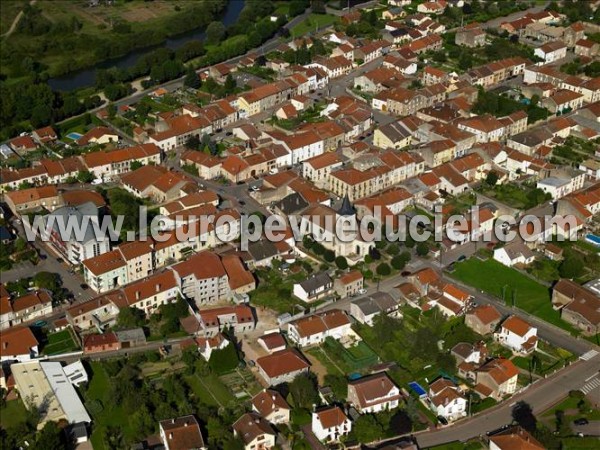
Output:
[
  {"left": 523, "top": 66, "right": 600, "bottom": 103},
  {"left": 556, "top": 182, "right": 600, "bottom": 224},
  {"left": 38, "top": 157, "right": 86, "bottom": 184},
  {"left": 540, "top": 89, "right": 584, "bottom": 114},
  {"left": 120, "top": 165, "right": 196, "bottom": 203},
  {"left": 552, "top": 279, "right": 600, "bottom": 336},
  {"left": 4, "top": 185, "right": 62, "bottom": 215},
  {"left": 267, "top": 130, "right": 325, "bottom": 165},
  {"left": 182, "top": 98, "right": 238, "bottom": 130},
  {"left": 0, "top": 290, "right": 52, "bottom": 330},
  {"left": 0, "top": 166, "right": 47, "bottom": 192},
  {"left": 353, "top": 66, "right": 406, "bottom": 93},
  {"left": 82, "top": 143, "right": 162, "bottom": 182},
  {"left": 237, "top": 75, "right": 309, "bottom": 117},
  {"left": 302, "top": 152, "right": 344, "bottom": 189},
  {"left": 287, "top": 309, "right": 351, "bottom": 347},
  {"left": 406, "top": 33, "right": 443, "bottom": 54},
  {"left": 353, "top": 40, "right": 391, "bottom": 63},
  {"left": 196, "top": 305, "right": 255, "bottom": 337},
  {"left": 66, "top": 294, "right": 120, "bottom": 331},
  {"left": 170, "top": 251, "right": 253, "bottom": 306},
  {"left": 382, "top": 54, "right": 418, "bottom": 75},
  {"left": 373, "top": 116, "right": 422, "bottom": 150},
  {"left": 147, "top": 114, "right": 212, "bottom": 151},
  {"left": 534, "top": 40, "right": 567, "bottom": 64},
  {"left": 537, "top": 168, "right": 586, "bottom": 200},
  {"left": 114, "top": 271, "right": 181, "bottom": 315},
  {"left": 462, "top": 57, "right": 528, "bottom": 88},
  {"left": 307, "top": 55, "right": 353, "bottom": 79},
  {"left": 181, "top": 151, "right": 222, "bottom": 179},
  {"left": 456, "top": 111, "right": 527, "bottom": 143}
]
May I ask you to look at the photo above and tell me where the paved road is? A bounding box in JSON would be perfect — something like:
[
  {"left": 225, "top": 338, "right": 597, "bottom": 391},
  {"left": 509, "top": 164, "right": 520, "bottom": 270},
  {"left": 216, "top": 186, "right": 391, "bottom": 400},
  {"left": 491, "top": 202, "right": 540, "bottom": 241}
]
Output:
[
  {"left": 411, "top": 354, "right": 600, "bottom": 448},
  {"left": 481, "top": 3, "right": 549, "bottom": 30}
]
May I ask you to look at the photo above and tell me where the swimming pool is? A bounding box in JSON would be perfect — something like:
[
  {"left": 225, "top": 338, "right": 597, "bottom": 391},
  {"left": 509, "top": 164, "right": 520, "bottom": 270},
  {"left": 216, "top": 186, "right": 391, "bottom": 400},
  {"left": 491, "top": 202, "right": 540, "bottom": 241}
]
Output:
[
  {"left": 585, "top": 234, "right": 600, "bottom": 247},
  {"left": 67, "top": 132, "right": 83, "bottom": 140},
  {"left": 408, "top": 381, "right": 427, "bottom": 398}
]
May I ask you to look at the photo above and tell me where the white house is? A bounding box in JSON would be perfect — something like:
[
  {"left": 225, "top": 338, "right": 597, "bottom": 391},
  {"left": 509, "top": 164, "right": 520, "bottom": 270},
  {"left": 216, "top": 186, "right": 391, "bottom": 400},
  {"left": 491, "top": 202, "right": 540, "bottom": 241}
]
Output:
[
  {"left": 287, "top": 310, "right": 352, "bottom": 347},
  {"left": 292, "top": 272, "right": 333, "bottom": 303},
  {"left": 428, "top": 378, "right": 467, "bottom": 421},
  {"left": 252, "top": 389, "right": 291, "bottom": 425},
  {"left": 233, "top": 413, "right": 276, "bottom": 450},
  {"left": 256, "top": 349, "right": 311, "bottom": 386},
  {"left": 312, "top": 406, "right": 352, "bottom": 443},
  {"left": 495, "top": 315, "right": 538, "bottom": 354},
  {"left": 349, "top": 292, "right": 400, "bottom": 326},
  {"left": 493, "top": 241, "right": 536, "bottom": 267},
  {"left": 534, "top": 41, "right": 567, "bottom": 64},
  {"left": 347, "top": 372, "right": 403, "bottom": 414}
]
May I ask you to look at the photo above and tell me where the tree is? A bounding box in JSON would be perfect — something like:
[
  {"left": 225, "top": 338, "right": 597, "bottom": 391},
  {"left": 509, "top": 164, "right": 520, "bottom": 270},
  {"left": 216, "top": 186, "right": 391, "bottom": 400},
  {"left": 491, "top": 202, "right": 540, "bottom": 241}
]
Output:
[
  {"left": 224, "top": 74, "right": 236, "bottom": 92},
  {"left": 186, "top": 135, "right": 201, "bottom": 150},
  {"left": 130, "top": 160, "right": 143, "bottom": 171},
  {"left": 130, "top": 404, "right": 154, "bottom": 437},
  {"left": 209, "top": 342, "right": 239, "bottom": 374},
  {"left": 323, "top": 249, "right": 335, "bottom": 263},
  {"left": 183, "top": 67, "right": 201, "bottom": 89},
  {"left": 485, "top": 170, "right": 499, "bottom": 186},
  {"left": 559, "top": 252, "right": 584, "bottom": 279},
  {"left": 391, "top": 254, "right": 408, "bottom": 270},
  {"left": 33, "top": 272, "right": 61, "bottom": 292},
  {"left": 206, "top": 21, "right": 226, "bottom": 44},
  {"left": 512, "top": 401, "right": 537, "bottom": 432},
  {"left": 335, "top": 256, "right": 348, "bottom": 270},
  {"left": 35, "top": 421, "right": 66, "bottom": 450},
  {"left": 416, "top": 242, "right": 429, "bottom": 257},
  {"left": 389, "top": 410, "right": 412, "bottom": 435},
  {"left": 352, "top": 414, "right": 384, "bottom": 443},
  {"left": 289, "top": 373, "right": 319, "bottom": 410},
  {"left": 77, "top": 170, "right": 95, "bottom": 183},
  {"left": 324, "top": 374, "right": 347, "bottom": 400},
  {"left": 376, "top": 262, "right": 391, "bottom": 276},
  {"left": 116, "top": 307, "right": 146, "bottom": 329}
]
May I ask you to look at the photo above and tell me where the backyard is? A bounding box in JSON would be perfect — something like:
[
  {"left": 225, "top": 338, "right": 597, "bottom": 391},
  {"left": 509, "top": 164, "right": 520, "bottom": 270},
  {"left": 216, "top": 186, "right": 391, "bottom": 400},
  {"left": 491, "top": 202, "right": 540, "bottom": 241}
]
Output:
[
  {"left": 185, "top": 372, "right": 236, "bottom": 408},
  {"left": 450, "top": 258, "right": 577, "bottom": 333},
  {"left": 41, "top": 329, "right": 80, "bottom": 355}
]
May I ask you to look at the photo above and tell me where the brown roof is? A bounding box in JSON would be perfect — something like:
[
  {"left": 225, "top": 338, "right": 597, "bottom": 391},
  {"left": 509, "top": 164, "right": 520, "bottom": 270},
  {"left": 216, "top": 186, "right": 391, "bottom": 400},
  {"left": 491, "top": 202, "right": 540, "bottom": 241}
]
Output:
[
  {"left": 171, "top": 251, "right": 226, "bottom": 280},
  {"left": 84, "top": 332, "right": 119, "bottom": 348},
  {"left": 477, "top": 358, "right": 519, "bottom": 385},
  {"left": 489, "top": 426, "right": 545, "bottom": 450},
  {"left": 221, "top": 254, "right": 255, "bottom": 290},
  {"left": 252, "top": 389, "right": 289, "bottom": 417},
  {"left": 315, "top": 406, "right": 349, "bottom": 428},
  {"left": 501, "top": 315, "right": 533, "bottom": 337},
  {"left": 233, "top": 413, "right": 275, "bottom": 444},
  {"left": 82, "top": 249, "right": 126, "bottom": 276},
  {"left": 5, "top": 185, "right": 59, "bottom": 206},
  {"left": 159, "top": 415, "right": 205, "bottom": 450},
  {"left": 77, "top": 126, "right": 117, "bottom": 146},
  {"left": 11, "top": 290, "right": 51, "bottom": 313},
  {"left": 61, "top": 190, "right": 106, "bottom": 208},
  {"left": 556, "top": 279, "right": 600, "bottom": 326},
  {"left": 290, "top": 309, "right": 350, "bottom": 338},
  {"left": 256, "top": 348, "right": 310, "bottom": 379},
  {"left": 338, "top": 270, "right": 363, "bottom": 285},
  {"left": 349, "top": 372, "right": 402, "bottom": 408},
  {"left": 468, "top": 304, "right": 502, "bottom": 325},
  {"left": 258, "top": 333, "right": 287, "bottom": 351},
  {"left": 0, "top": 326, "right": 38, "bottom": 358}
]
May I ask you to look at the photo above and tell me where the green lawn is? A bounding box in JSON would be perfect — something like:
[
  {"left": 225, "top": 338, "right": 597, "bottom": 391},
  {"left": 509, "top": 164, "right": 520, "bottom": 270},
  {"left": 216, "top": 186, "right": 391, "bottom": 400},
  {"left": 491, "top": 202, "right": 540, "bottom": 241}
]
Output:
[
  {"left": 0, "top": 398, "right": 29, "bottom": 430},
  {"left": 86, "top": 362, "right": 132, "bottom": 450},
  {"left": 450, "top": 259, "right": 577, "bottom": 333},
  {"left": 291, "top": 13, "right": 338, "bottom": 36},
  {"left": 42, "top": 329, "right": 80, "bottom": 355},
  {"left": 425, "top": 440, "right": 484, "bottom": 450},
  {"left": 185, "top": 373, "right": 235, "bottom": 407}
]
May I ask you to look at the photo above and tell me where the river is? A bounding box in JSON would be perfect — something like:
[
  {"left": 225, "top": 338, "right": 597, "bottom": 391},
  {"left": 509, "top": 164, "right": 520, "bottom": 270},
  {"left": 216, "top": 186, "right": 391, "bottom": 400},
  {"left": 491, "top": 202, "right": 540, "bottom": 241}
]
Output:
[{"left": 48, "top": 0, "right": 246, "bottom": 92}]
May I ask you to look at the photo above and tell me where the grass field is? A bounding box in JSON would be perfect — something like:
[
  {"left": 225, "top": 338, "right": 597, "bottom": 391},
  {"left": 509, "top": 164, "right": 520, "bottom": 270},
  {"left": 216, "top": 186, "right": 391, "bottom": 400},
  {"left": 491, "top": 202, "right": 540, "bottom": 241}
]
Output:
[
  {"left": 291, "top": 13, "right": 338, "bottom": 36},
  {"left": 185, "top": 373, "right": 235, "bottom": 407},
  {"left": 86, "top": 362, "right": 132, "bottom": 450},
  {"left": 450, "top": 258, "right": 577, "bottom": 333},
  {"left": 42, "top": 329, "right": 80, "bottom": 355},
  {"left": 0, "top": 398, "right": 29, "bottom": 430},
  {"left": 0, "top": 0, "right": 27, "bottom": 35}
]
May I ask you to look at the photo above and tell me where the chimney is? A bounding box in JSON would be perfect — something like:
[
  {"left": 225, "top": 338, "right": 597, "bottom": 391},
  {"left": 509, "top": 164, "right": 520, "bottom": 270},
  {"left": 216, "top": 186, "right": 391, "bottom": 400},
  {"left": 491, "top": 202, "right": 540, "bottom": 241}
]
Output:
[
  {"left": 3, "top": 342, "right": 8, "bottom": 349},
  {"left": 184, "top": 421, "right": 188, "bottom": 427},
  {"left": 169, "top": 432, "right": 173, "bottom": 439},
  {"left": 156, "top": 283, "right": 161, "bottom": 292},
  {"left": 136, "top": 291, "right": 141, "bottom": 300}
]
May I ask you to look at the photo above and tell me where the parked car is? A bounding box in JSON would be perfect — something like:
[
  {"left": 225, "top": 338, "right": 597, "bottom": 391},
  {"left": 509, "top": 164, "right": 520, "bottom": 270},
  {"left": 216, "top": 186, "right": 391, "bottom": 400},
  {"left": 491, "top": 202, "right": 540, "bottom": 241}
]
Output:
[
  {"left": 574, "top": 418, "right": 589, "bottom": 426},
  {"left": 80, "top": 283, "right": 89, "bottom": 290},
  {"left": 437, "top": 416, "right": 448, "bottom": 426},
  {"left": 357, "top": 288, "right": 367, "bottom": 295},
  {"left": 457, "top": 255, "right": 467, "bottom": 262}
]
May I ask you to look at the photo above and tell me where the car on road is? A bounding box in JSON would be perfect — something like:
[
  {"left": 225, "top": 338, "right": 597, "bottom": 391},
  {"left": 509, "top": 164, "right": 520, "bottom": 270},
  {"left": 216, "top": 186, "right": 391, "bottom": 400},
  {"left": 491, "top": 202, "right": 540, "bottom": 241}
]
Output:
[
  {"left": 32, "top": 320, "right": 47, "bottom": 327},
  {"left": 239, "top": 200, "right": 246, "bottom": 206},
  {"left": 401, "top": 270, "right": 411, "bottom": 277},
  {"left": 226, "top": 131, "right": 233, "bottom": 136},
  {"left": 56, "top": 257, "right": 64, "bottom": 264},
  {"left": 437, "top": 416, "right": 448, "bottom": 425},
  {"left": 250, "top": 186, "right": 259, "bottom": 192},
  {"left": 574, "top": 418, "right": 589, "bottom": 426},
  {"left": 80, "top": 283, "right": 89, "bottom": 290},
  {"left": 457, "top": 255, "right": 467, "bottom": 262},
  {"left": 357, "top": 288, "right": 367, "bottom": 295}
]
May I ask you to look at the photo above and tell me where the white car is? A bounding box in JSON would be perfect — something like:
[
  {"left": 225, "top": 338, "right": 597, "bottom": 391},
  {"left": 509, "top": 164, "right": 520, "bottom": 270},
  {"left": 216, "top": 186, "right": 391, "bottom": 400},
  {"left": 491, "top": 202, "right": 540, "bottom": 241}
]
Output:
[{"left": 357, "top": 288, "right": 367, "bottom": 295}]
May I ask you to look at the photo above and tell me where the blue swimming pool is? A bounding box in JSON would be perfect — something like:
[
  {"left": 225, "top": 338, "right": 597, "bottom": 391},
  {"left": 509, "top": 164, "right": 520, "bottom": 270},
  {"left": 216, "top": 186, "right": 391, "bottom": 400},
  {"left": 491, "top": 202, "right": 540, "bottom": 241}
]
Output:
[
  {"left": 408, "top": 381, "right": 427, "bottom": 398},
  {"left": 67, "top": 132, "right": 83, "bottom": 140},
  {"left": 585, "top": 234, "right": 600, "bottom": 247}
]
